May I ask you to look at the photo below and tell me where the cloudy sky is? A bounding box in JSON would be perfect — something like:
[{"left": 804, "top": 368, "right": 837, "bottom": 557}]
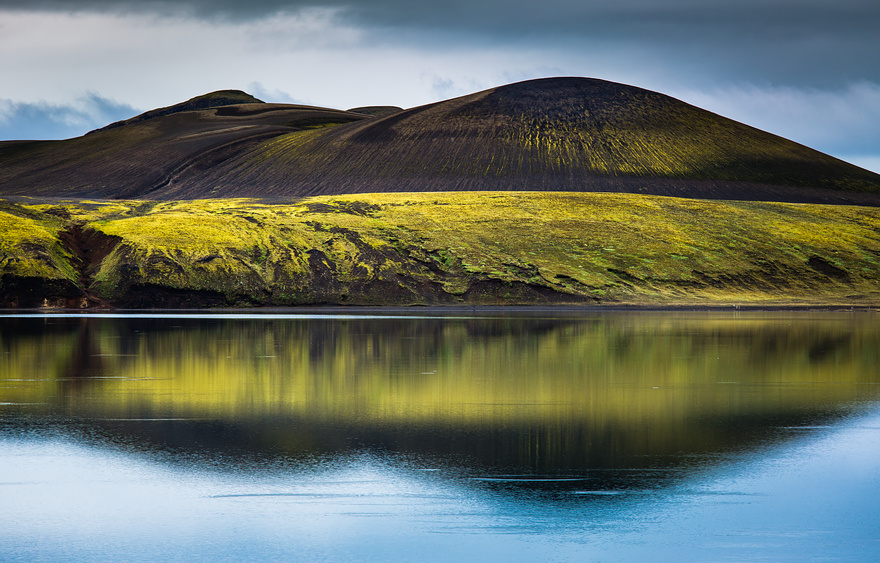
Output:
[{"left": 1, "top": 0, "right": 878, "bottom": 172}]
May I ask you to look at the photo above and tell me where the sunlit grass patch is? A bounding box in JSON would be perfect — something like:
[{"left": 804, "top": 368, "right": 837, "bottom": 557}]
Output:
[
  {"left": 0, "top": 207, "right": 76, "bottom": 282},
  {"left": 4, "top": 192, "right": 880, "bottom": 306}
]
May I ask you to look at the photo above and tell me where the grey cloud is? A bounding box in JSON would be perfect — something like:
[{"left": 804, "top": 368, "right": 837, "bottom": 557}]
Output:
[
  {"left": 0, "top": 94, "right": 139, "bottom": 140},
  {"left": 3, "top": 0, "right": 876, "bottom": 37},
  {"left": 2, "top": 0, "right": 877, "bottom": 88}
]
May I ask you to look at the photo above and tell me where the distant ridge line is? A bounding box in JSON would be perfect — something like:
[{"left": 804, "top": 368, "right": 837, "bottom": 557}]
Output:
[
  {"left": 90, "top": 89, "right": 264, "bottom": 134},
  {"left": 0, "top": 77, "right": 878, "bottom": 204}
]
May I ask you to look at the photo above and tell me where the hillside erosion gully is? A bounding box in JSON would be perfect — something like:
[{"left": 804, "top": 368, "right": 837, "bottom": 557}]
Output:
[{"left": 57, "top": 223, "right": 120, "bottom": 308}]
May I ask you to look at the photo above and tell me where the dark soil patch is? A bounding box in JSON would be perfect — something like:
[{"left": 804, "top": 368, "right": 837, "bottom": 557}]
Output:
[
  {"left": 0, "top": 275, "right": 83, "bottom": 308},
  {"left": 461, "top": 278, "right": 597, "bottom": 305},
  {"left": 58, "top": 224, "right": 121, "bottom": 305},
  {"left": 304, "top": 201, "right": 382, "bottom": 217},
  {"left": 608, "top": 268, "right": 643, "bottom": 284},
  {"left": 807, "top": 256, "right": 851, "bottom": 281}
]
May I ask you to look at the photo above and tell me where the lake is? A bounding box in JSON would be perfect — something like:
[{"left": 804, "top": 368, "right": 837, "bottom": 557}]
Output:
[{"left": 2, "top": 311, "right": 880, "bottom": 561}]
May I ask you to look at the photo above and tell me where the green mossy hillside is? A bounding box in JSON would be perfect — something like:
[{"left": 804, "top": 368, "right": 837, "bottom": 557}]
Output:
[
  {"left": 0, "top": 202, "right": 76, "bottom": 281},
  {"left": 0, "top": 201, "right": 81, "bottom": 306},
  {"left": 4, "top": 192, "right": 879, "bottom": 308}
]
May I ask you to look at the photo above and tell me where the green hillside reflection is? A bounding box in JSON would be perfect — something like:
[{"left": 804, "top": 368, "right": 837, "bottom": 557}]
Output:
[{"left": 3, "top": 313, "right": 880, "bottom": 473}]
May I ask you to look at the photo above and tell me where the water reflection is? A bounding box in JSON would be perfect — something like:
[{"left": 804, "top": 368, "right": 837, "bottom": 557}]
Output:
[
  {"left": 3, "top": 312, "right": 880, "bottom": 560},
  {"left": 3, "top": 313, "right": 880, "bottom": 480}
]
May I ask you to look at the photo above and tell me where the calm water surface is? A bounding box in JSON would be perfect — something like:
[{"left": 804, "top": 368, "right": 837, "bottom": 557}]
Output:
[{"left": 2, "top": 311, "right": 880, "bottom": 561}]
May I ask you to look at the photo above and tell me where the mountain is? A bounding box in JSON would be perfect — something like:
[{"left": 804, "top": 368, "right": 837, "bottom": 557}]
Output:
[
  {"left": 92, "top": 89, "right": 265, "bottom": 133},
  {"left": 0, "top": 96, "right": 365, "bottom": 199},
  {"left": 3, "top": 77, "right": 880, "bottom": 309},
  {"left": 2, "top": 77, "right": 879, "bottom": 204}
]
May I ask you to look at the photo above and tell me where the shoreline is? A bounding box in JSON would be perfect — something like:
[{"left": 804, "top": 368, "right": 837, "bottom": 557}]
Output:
[{"left": 2, "top": 303, "right": 878, "bottom": 316}]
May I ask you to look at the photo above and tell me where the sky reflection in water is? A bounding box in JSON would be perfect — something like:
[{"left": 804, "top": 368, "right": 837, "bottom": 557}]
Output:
[{"left": 2, "top": 312, "right": 880, "bottom": 561}]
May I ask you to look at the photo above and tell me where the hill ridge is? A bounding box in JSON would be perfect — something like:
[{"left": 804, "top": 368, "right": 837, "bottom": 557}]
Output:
[
  {"left": 90, "top": 89, "right": 265, "bottom": 133},
  {"left": 2, "top": 77, "right": 879, "bottom": 204}
]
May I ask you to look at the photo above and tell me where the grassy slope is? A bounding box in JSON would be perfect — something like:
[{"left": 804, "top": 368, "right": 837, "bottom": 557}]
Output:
[
  {"left": 0, "top": 201, "right": 77, "bottom": 281},
  {"left": 5, "top": 192, "right": 879, "bottom": 307}
]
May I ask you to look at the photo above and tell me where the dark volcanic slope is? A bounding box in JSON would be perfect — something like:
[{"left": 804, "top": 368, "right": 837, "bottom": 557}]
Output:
[
  {"left": 2, "top": 78, "right": 880, "bottom": 203},
  {"left": 0, "top": 97, "right": 366, "bottom": 199},
  {"left": 93, "top": 89, "right": 265, "bottom": 132}
]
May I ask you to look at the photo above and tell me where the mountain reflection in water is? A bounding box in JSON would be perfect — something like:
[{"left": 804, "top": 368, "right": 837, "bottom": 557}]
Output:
[
  {"left": 3, "top": 312, "right": 879, "bottom": 485},
  {"left": 4, "top": 312, "right": 880, "bottom": 561}
]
